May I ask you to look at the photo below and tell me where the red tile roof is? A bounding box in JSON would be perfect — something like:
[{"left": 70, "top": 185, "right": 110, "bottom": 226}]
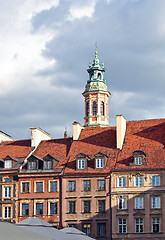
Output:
[
  {"left": 114, "top": 118, "right": 165, "bottom": 171},
  {"left": 33, "top": 138, "right": 72, "bottom": 168},
  {"left": 0, "top": 139, "right": 33, "bottom": 159},
  {"left": 64, "top": 127, "right": 117, "bottom": 175}
]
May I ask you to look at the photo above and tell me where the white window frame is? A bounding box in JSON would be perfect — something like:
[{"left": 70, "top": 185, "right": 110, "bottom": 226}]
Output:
[
  {"left": 3, "top": 186, "right": 12, "bottom": 198},
  {"left": 118, "top": 198, "right": 126, "bottom": 210},
  {"left": 118, "top": 218, "right": 127, "bottom": 233},
  {"left": 96, "top": 158, "right": 103, "bottom": 168},
  {"left": 135, "top": 157, "right": 142, "bottom": 165},
  {"left": 4, "top": 160, "right": 12, "bottom": 168},
  {"left": 134, "top": 176, "right": 143, "bottom": 187},
  {"left": 3, "top": 206, "right": 11, "bottom": 219},
  {"left": 152, "top": 176, "right": 160, "bottom": 186},
  {"left": 135, "top": 197, "right": 143, "bottom": 209},
  {"left": 118, "top": 177, "right": 126, "bottom": 187},
  {"left": 135, "top": 218, "right": 143, "bottom": 233},
  {"left": 49, "top": 180, "right": 58, "bottom": 192},
  {"left": 21, "top": 181, "right": 30, "bottom": 193},
  {"left": 78, "top": 159, "right": 85, "bottom": 169},
  {"left": 152, "top": 217, "right": 160, "bottom": 233},
  {"left": 152, "top": 197, "right": 160, "bottom": 209}
]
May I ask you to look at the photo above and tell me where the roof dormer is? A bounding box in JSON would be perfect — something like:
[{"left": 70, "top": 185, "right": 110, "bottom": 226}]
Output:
[
  {"left": 95, "top": 152, "right": 108, "bottom": 169},
  {"left": 76, "top": 153, "right": 89, "bottom": 170},
  {"left": 3, "top": 155, "right": 18, "bottom": 169},
  {"left": 130, "top": 150, "right": 147, "bottom": 166},
  {"left": 43, "top": 154, "right": 59, "bottom": 170}
]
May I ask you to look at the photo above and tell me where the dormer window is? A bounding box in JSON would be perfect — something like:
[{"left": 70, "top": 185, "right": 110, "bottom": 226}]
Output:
[
  {"left": 130, "top": 150, "right": 147, "bottom": 166},
  {"left": 29, "top": 161, "right": 37, "bottom": 170},
  {"left": 96, "top": 158, "right": 103, "bottom": 168},
  {"left": 4, "top": 160, "right": 12, "bottom": 168},
  {"left": 45, "top": 160, "right": 53, "bottom": 170},
  {"left": 78, "top": 159, "right": 85, "bottom": 169},
  {"left": 135, "top": 157, "right": 142, "bottom": 165}
]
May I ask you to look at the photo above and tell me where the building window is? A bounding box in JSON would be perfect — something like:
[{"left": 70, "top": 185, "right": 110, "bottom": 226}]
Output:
[
  {"left": 118, "top": 218, "right": 127, "bottom": 233},
  {"left": 29, "top": 161, "right": 37, "bottom": 170},
  {"left": 98, "top": 179, "right": 105, "bottom": 191},
  {"left": 118, "top": 177, "right": 126, "bottom": 187},
  {"left": 45, "top": 160, "right": 53, "bottom": 169},
  {"left": 68, "top": 201, "right": 76, "bottom": 213},
  {"left": 22, "top": 203, "right": 29, "bottom": 216},
  {"left": 118, "top": 198, "right": 126, "bottom": 210},
  {"left": 68, "top": 181, "right": 76, "bottom": 192},
  {"left": 97, "top": 223, "right": 106, "bottom": 237},
  {"left": 98, "top": 200, "right": 106, "bottom": 212},
  {"left": 36, "top": 203, "right": 43, "bottom": 215},
  {"left": 50, "top": 202, "right": 58, "bottom": 215},
  {"left": 86, "top": 103, "right": 89, "bottom": 116},
  {"left": 93, "top": 101, "right": 97, "bottom": 115},
  {"left": 83, "top": 200, "right": 91, "bottom": 213},
  {"left": 68, "top": 224, "right": 77, "bottom": 228},
  {"left": 83, "top": 223, "right": 91, "bottom": 236},
  {"left": 36, "top": 182, "right": 43, "bottom": 192},
  {"left": 152, "top": 176, "right": 160, "bottom": 186},
  {"left": 134, "top": 176, "right": 143, "bottom": 187},
  {"left": 96, "top": 158, "right": 103, "bottom": 168},
  {"left": 4, "top": 160, "right": 12, "bottom": 168},
  {"left": 4, "top": 206, "right": 11, "bottom": 219},
  {"left": 135, "top": 218, "right": 143, "bottom": 233},
  {"left": 152, "top": 197, "right": 160, "bottom": 209},
  {"left": 50, "top": 181, "right": 58, "bottom": 192},
  {"left": 78, "top": 159, "right": 85, "bottom": 169},
  {"left": 83, "top": 180, "right": 91, "bottom": 191},
  {"left": 135, "top": 157, "right": 142, "bottom": 165},
  {"left": 22, "top": 182, "right": 29, "bottom": 193},
  {"left": 135, "top": 197, "right": 143, "bottom": 209},
  {"left": 4, "top": 186, "right": 11, "bottom": 198},
  {"left": 101, "top": 102, "right": 104, "bottom": 116},
  {"left": 152, "top": 218, "right": 160, "bottom": 233}
]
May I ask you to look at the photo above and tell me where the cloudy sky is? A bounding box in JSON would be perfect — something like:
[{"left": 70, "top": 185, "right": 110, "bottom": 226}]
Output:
[{"left": 0, "top": 0, "right": 165, "bottom": 140}]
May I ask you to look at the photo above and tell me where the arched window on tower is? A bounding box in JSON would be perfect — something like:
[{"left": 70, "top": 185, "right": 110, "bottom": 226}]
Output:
[
  {"left": 93, "top": 101, "right": 97, "bottom": 116},
  {"left": 101, "top": 102, "right": 104, "bottom": 116},
  {"left": 98, "top": 73, "right": 102, "bottom": 80},
  {"left": 86, "top": 103, "right": 89, "bottom": 116}
]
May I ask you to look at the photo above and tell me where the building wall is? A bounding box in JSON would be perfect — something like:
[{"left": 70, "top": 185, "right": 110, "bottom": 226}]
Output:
[
  {"left": 111, "top": 170, "right": 165, "bottom": 239},
  {"left": 62, "top": 175, "right": 111, "bottom": 239}
]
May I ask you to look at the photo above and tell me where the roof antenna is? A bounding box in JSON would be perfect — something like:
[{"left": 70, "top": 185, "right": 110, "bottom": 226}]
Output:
[{"left": 95, "top": 41, "right": 98, "bottom": 55}]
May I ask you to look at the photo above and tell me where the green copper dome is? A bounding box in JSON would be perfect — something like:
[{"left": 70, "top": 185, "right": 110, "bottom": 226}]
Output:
[{"left": 83, "top": 52, "right": 108, "bottom": 94}]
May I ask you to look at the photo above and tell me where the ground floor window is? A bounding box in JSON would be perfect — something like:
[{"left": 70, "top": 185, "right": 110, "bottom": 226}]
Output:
[
  {"left": 50, "top": 202, "right": 58, "bottom": 215},
  {"left": 82, "top": 223, "right": 91, "bottom": 236},
  {"left": 36, "top": 203, "right": 43, "bottom": 215},
  {"left": 135, "top": 218, "right": 143, "bottom": 233},
  {"left": 4, "top": 206, "right": 11, "bottom": 219},
  {"left": 118, "top": 218, "right": 127, "bottom": 233},
  {"left": 97, "top": 223, "right": 106, "bottom": 237},
  {"left": 152, "top": 218, "right": 160, "bottom": 233},
  {"left": 22, "top": 203, "right": 29, "bottom": 216}
]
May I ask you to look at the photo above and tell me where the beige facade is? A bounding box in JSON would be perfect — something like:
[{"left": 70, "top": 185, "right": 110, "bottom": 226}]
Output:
[{"left": 111, "top": 170, "right": 165, "bottom": 239}]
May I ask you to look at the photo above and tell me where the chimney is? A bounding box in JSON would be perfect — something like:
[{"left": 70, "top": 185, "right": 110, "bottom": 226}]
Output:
[
  {"left": 72, "top": 122, "right": 83, "bottom": 140},
  {"left": 0, "top": 131, "right": 13, "bottom": 142},
  {"left": 30, "top": 127, "right": 52, "bottom": 148},
  {"left": 116, "top": 115, "right": 126, "bottom": 150}
]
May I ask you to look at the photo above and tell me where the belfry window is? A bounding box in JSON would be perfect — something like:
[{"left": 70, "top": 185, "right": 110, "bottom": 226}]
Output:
[
  {"left": 93, "top": 101, "right": 97, "bottom": 115},
  {"left": 98, "top": 73, "right": 102, "bottom": 80},
  {"left": 86, "top": 103, "right": 89, "bottom": 116},
  {"left": 101, "top": 102, "right": 104, "bottom": 116}
]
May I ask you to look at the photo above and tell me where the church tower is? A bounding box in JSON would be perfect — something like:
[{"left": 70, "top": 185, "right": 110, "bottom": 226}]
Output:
[{"left": 82, "top": 49, "right": 110, "bottom": 127}]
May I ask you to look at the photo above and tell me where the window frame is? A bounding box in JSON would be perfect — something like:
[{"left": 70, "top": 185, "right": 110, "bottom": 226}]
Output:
[
  {"left": 3, "top": 206, "right": 11, "bottom": 219},
  {"left": 83, "top": 200, "right": 91, "bottom": 213},
  {"left": 152, "top": 197, "right": 160, "bottom": 209},
  {"left": 3, "top": 186, "right": 12, "bottom": 198},
  {"left": 98, "top": 179, "right": 105, "bottom": 191},
  {"left": 49, "top": 180, "right": 58, "bottom": 192},
  {"left": 78, "top": 159, "right": 85, "bottom": 169},
  {"left": 118, "top": 197, "right": 126, "bottom": 210},
  {"left": 22, "top": 181, "right": 30, "bottom": 193},
  {"left": 44, "top": 160, "right": 53, "bottom": 170},
  {"left": 97, "top": 223, "right": 106, "bottom": 237},
  {"left": 118, "top": 177, "right": 126, "bottom": 188},
  {"left": 68, "top": 201, "right": 76, "bottom": 214},
  {"left": 68, "top": 181, "right": 76, "bottom": 192},
  {"left": 96, "top": 158, "right": 104, "bottom": 169},
  {"left": 98, "top": 199, "right": 106, "bottom": 213},
  {"left": 135, "top": 218, "right": 143, "bottom": 233},
  {"left": 92, "top": 101, "right": 97, "bottom": 116},
  {"left": 83, "top": 180, "right": 91, "bottom": 191},
  {"left": 118, "top": 218, "right": 127, "bottom": 233},
  {"left": 152, "top": 176, "right": 160, "bottom": 186},
  {"left": 35, "top": 181, "right": 44, "bottom": 193},
  {"left": 29, "top": 161, "right": 37, "bottom": 170},
  {"left": 4, "top": 160, "right": 12, "bottom": 168},
  {"left": 82, "top": 223, "right": 91, "bottom": 237},
  {"left": 135, "top": 197, "right": 143, "bottom": 209},
  {"left": 135, "top": 156, "right": 142, "bottom": 165},
  {"left": 22, "top": 203, "right": 29, "bottom": 216},
  {"left": 50, "top": 202, "right": 58, "bottom": 215},
  {"left": 134, "top": 176, "right": 143, "bottom": 187},
  {"left": 152, "top": 217, "right": 160, "bottom": 233},
  {"left": 36, "top": 202, "right": 44, "bottom": 215}
]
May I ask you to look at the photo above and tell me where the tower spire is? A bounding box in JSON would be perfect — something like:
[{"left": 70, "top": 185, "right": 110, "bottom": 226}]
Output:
[{"left": 82, "top": 50, "right": 110, "bottom": 127}]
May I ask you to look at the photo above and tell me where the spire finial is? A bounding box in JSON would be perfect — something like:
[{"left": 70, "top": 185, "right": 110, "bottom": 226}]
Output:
[{"left": 95, "top": 41, "right": 98, "bottom": 55}]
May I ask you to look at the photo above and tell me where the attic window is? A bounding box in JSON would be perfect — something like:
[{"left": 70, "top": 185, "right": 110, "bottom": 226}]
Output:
[
  {"left": 45, "top": 160, "right": 53, "bottom": 170},
  {"left": 4, "top": 160, "right": 12, "bottom": 168},
  {"left": 96, "top": 158, "right": 104, "bottom": 168},
  {"left": 78, "top": 159, "right": 85, "bottom": 169},
  {"left": 131, "top": 150, "right": 147, "bottom": 166},
  {"left": 29, "top": 161, "right": 37, "bottom": 170}
]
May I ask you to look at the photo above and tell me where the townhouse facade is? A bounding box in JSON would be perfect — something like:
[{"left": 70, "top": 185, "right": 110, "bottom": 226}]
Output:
[{"left": 0, "top": 51, "right": 164, "bottom": 240}]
